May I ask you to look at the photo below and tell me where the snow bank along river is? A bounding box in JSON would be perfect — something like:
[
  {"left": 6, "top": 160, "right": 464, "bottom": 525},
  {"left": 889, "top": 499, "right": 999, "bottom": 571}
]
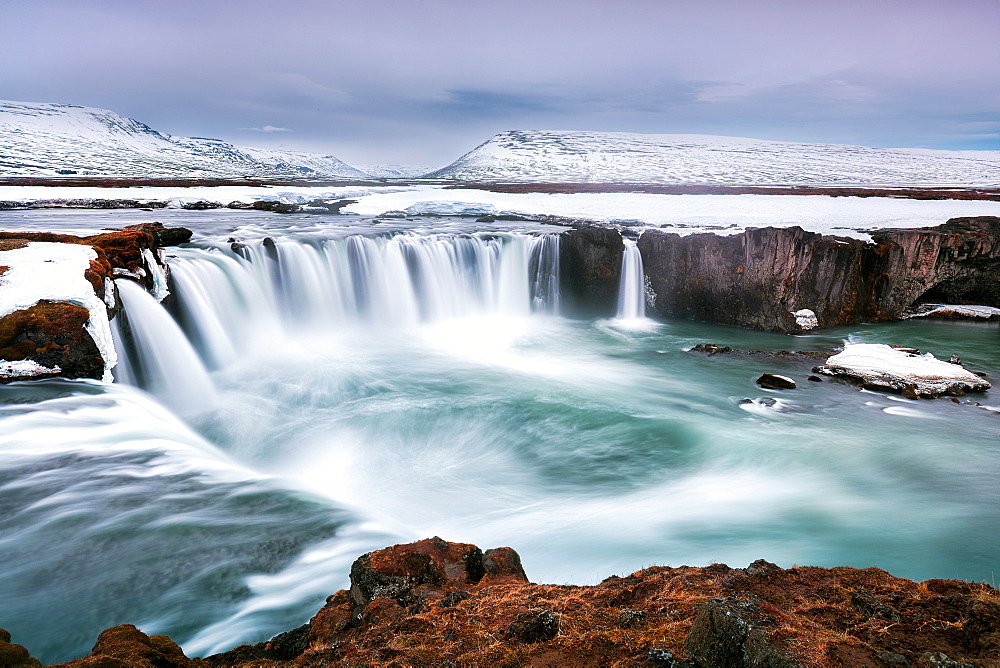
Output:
[{"left": 0, "top": 208, "right": 997, "bottom": 663}]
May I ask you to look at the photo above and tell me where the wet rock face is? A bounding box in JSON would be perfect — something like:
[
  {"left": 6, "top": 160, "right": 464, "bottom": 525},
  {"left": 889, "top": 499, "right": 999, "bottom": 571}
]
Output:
[
  {"left": 560, "top": 225, "right": 624, "bottom": 317},
  {"left": 638, "top": 226, "right": 871, "bottom": 333},
  {"left": 871, "top": 216, "right": 1000, "bottom": 317},
  {"left": 637, "top": 216, "right": 1000, "bottom": 333}
]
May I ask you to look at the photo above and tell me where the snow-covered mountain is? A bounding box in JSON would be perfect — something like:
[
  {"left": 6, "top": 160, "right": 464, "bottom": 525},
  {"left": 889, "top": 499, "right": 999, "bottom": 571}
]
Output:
[
  {"left": 355, "top": 164, "right": 438, "bottom": 179},
  {"left": 424, "top": 130, "right": 1000, "bottom": 186},
  {"left": 0, "top": 100, "right": 370, "bottom": 179}
]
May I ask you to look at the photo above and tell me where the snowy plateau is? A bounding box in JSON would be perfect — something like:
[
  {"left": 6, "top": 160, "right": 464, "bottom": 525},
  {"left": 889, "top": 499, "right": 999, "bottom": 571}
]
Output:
[
  {"left": 426, "top": 130, "right": 1000, "bottom": 186},
  {"left": 0, "top": 100, "right": 369, "bottom": 179}
]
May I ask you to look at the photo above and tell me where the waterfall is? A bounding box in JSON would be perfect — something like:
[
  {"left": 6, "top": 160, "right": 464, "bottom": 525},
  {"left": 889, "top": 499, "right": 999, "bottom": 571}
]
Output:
[
  {"left": 616, "top": 238, "right": 645, "bottom": 320},
  {"left": 111, "top": 232, "right": 562, "bottom": 403},
  {"left": 113, "top": 279, "right": 217, "bottom": 416}
]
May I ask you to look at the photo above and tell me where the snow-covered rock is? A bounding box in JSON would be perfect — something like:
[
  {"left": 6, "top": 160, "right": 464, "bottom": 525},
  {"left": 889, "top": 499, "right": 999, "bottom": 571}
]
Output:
[
  {"left": 815, "top": 343, "right": 990, "bottom": 396},
  {"left": 0, "top": 100, "right": 370, "bottom": 179},
  {"left": 792, "top": 308, "right": 819, "bottom": 330},
  {"left": 905, "top": 304, "right": 1000, "bottom": 320},
  {"left": 402, "top": 201, "right": 498, "bottom": 216},
  {"left": 0, "top": 359, "right": 60, "bottom": 379},
  {"left": 424, "top": 130, "right": 1000, "bottom": 186},
  {"left": 0, "top": 241, "right": 116, "bottom": 380}
]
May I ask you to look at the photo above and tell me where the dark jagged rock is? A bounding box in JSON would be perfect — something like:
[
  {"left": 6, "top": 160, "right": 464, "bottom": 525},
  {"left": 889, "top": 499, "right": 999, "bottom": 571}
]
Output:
[
  {"left": 560, "top": 225, "right": 624, "bottom": 317},
  {"left": 685, "top": 598, "right": 801, "bottom": 667},
  {"left": 180, "top": 200, "right": 221, "bottom": 210},
  {"left": 637, "top": 216, "right": 1000, "bottom": 333},
  {"left": 123, "top": 222, "right": 193, "bottom": 246},
  {"left": 302, "top": 198, "right": 357, "bottom": 213},
  {"left": 252, "top": 200, "right": 302, "bottom": 214},
  {"left": 757, "top": 373, "right": 797, "bottom": 389},
  {"left": 506, "top": 610, "right": 560, "bottom": 643}
]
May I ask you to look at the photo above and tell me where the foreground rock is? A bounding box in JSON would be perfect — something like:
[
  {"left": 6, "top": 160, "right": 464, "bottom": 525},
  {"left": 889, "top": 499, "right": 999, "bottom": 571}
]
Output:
[
  {"left": 816, "top": 343, "right": 991, "bottom": 397},
  {"left": 0, "top": 225, "right": 191, "bottom": 382},
  {"left": 636, "top": 216, "right": 1000, "bottom": 332},
  {"left": 23, "top": 537, "right": 1000, "bottom": 667}
]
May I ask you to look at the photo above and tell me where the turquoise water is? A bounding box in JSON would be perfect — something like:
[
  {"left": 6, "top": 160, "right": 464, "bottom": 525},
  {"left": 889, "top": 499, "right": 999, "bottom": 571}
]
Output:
[{"left": 0, "top": 210, "right": 997, "bottom": 662}]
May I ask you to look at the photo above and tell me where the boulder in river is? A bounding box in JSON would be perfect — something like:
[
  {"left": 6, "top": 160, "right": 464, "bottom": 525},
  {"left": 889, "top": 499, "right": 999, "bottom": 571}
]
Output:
[{"left": 815, "top": 343, "right": 990, "bottom": 397}]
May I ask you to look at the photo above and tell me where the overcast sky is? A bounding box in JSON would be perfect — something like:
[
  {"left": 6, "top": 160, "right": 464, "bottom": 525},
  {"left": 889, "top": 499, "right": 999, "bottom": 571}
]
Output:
[{"left": 3, "top": 0, "right": 998, "bottom": 167}]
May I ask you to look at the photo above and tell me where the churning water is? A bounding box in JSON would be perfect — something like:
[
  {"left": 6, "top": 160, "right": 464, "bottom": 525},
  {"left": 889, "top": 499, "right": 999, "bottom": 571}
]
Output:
[{"left": 0, "top": 209, "right": 997, "bottom": 662}]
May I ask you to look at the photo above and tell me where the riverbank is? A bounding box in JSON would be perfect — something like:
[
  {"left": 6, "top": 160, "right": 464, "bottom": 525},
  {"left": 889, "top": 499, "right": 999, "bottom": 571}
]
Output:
[{"left": 3, "top": 537, "right": 997, "bottom": 666}]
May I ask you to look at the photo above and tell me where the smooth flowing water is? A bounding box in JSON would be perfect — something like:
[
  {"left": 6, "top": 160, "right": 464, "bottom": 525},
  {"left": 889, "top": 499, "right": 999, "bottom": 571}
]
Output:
[{"left": 0, "top": 210, "right": 997, "bottom": 662}]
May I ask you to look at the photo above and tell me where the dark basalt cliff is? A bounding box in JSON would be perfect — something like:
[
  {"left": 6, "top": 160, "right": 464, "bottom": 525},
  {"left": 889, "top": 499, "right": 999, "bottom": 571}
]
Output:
[
  {"left": 629, "top": 215, "right": 1000, "bottom": 333},
  {"left": 6, "top": 537, "right": 997, "bottom": 667},
  {"left": 559, "top": 225, "right": 624, "bottom": 317}
]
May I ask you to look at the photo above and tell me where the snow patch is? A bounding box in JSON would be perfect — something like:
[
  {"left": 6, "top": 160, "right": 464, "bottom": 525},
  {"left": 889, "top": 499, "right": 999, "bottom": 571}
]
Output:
[
  {"left": 816, "top": 343, "right": 989, "bottom": 396},
  {"left": 403, "top": 201, "right": 497, "bottom": 217},
  {"left": 0, "top": 359, "right": 61, "bottom": 379},
  {"left": 792, "top": 308, "right": 818, "bottom": 330},
  {"left": 143, "top": 248, "right": 170, "bottom": 302},
  {"left": 905, "top": 304, "right": 1000, "bottom": 320}
]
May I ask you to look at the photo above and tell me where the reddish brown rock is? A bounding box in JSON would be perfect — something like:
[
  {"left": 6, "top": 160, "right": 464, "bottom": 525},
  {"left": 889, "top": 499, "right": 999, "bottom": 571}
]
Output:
[
  {"left": 55, "top": 624, "right": 204, "bottom": 667},
  {"left": 10, "top": 538, "right": 1000, "bottom": 667},
  {"left": 348, "top": 536, "right": 489, "bottom": 608},
  {"left": 0, "top": 301, "right": 104, "bottom": 380},
  {"left": 0, "top": 628, "right": 41, "bottom": 666},
  {"left": 0, "top": 227, "right": 188, "bottom": 382}
]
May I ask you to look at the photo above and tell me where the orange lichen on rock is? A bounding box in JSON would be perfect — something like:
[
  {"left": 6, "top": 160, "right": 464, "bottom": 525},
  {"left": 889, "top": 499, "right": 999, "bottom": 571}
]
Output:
[
  {"left": 0, "top": 238, "right": 31, "bottom": 251},
  {"left": 0, "top": 301, "right": 103, "bottom": 380},
  {"left": 56, "top": 624, "right": 205, "bottom": 668},
  {"left": 0, "top": 628, "right": 41, "bottom": 666},
  {"left": 21, "top": 547, "right": 1000, "bottom": 666}
]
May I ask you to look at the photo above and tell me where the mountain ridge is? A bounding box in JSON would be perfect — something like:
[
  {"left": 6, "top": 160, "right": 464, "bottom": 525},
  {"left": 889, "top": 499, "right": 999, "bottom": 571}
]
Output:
[
  {"left": 425, "top": 129, "right": 1000, "bottom": 186},
  {"left": 0, "top": 100, "right": 370, "bottom": 180}
]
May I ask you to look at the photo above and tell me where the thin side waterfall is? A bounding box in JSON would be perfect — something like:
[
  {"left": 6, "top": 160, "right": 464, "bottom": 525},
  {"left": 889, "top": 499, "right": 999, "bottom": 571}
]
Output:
[{"left": 616, "top": 238, "right": 645, "bottom": 320}]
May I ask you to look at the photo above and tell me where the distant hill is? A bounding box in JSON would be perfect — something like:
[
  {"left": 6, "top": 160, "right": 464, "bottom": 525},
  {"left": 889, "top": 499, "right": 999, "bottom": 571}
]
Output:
[
  {"left": 0, "top": 100, "right": 370, "bottom": 179},
  {"left": 355, "top": 164, "right": 438, "bottom": 179},
  {"left": 423, "top": 130, "right": 1000, "bottom": 186}
]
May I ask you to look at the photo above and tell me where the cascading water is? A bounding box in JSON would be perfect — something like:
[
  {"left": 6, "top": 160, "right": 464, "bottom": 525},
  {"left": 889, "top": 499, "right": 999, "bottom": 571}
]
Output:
[
  {"left": 616, "top": 237, "right": 646, "bottom": 320},
  {"left": 140, "top": 233, "right": 562, "bottom": 373},
  {"left": 3, "top": 210, "right": 999, "bottom": 664},
  {"left": 113, "top": 280, "right": 217, "bottom": 415}
]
